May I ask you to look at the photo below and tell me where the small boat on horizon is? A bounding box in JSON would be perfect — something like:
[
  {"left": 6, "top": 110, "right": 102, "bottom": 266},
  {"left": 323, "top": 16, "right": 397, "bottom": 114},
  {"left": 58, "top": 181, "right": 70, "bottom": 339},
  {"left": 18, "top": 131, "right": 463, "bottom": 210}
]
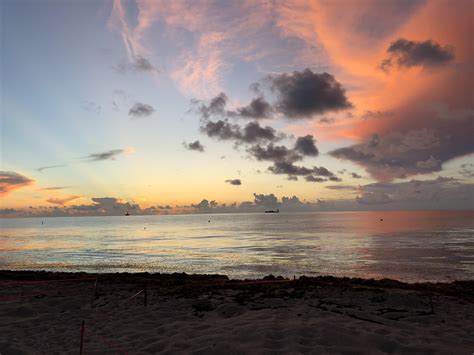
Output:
[{"left": 265, "top": 208, "right": 279, "bottom": 213}]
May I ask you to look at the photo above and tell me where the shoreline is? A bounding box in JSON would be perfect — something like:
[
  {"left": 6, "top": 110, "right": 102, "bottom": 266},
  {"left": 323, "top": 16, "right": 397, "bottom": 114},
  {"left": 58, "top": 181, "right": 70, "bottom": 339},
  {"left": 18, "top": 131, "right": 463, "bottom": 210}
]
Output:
[
  {"left": 1, "top": 270, "right": 473, "bottom": 298},
  {"left": 1, "top": 270, "right": 473, "bottom": 354}
]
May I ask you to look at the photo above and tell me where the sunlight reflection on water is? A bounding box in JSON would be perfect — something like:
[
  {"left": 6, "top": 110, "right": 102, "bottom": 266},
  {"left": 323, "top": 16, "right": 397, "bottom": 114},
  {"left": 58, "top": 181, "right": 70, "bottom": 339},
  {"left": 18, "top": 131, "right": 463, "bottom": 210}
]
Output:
[{"left": 0, "top": 211, "right": 473, "bottom": 282}]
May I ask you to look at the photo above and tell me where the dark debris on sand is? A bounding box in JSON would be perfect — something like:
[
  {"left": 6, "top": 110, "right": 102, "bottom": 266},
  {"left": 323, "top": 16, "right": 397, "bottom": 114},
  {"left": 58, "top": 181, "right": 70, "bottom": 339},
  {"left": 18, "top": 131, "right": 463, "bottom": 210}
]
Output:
[{"left": 1, "top": 270, "right": 472, "bottom": 301}]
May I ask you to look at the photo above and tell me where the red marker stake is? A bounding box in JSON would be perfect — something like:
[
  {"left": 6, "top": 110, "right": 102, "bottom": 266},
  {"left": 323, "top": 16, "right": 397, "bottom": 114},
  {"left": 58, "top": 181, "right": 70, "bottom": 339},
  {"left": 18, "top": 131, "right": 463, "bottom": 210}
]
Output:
[
  {"left": 79, "top": 320, "right": 85, "bottom": 355},
  {"left": 144, "top": 283, "right": 147, "bottom": 307}
]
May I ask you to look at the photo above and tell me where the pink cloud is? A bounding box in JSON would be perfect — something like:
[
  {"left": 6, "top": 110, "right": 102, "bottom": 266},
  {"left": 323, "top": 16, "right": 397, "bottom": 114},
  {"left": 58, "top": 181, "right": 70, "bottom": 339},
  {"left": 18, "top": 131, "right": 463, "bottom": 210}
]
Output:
[{"left": 0, "top": 171, "right": 34, "bottom": 197}]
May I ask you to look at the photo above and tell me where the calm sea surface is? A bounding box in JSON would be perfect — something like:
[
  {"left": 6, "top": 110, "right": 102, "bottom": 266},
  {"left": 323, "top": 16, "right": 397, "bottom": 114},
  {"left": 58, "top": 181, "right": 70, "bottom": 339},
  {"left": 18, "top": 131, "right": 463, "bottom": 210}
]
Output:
[{"left": 0, "top": 211, "right": 473, "bottom": 282}]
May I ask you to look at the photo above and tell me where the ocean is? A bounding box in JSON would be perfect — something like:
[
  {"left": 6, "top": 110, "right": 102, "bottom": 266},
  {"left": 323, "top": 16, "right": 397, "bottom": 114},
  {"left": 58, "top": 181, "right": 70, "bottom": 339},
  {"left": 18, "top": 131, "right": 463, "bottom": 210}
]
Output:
[{"left": 1, "top": 211, "right": 473, "bottom": 282}]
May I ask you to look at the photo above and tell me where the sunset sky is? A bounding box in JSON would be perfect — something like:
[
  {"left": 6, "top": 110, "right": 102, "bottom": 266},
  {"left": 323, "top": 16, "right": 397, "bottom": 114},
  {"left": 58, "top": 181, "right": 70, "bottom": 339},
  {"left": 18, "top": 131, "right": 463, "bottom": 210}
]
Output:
[{"left": 1, "top": 0, "right": 473, "bottom": 216}]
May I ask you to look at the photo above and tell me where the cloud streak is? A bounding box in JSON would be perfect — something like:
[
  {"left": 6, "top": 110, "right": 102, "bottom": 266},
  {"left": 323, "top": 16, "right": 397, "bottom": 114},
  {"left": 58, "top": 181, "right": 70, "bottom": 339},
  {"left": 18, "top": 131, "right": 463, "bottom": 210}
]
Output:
[
  {"left": 37, "top": 164, "right": 67, "bottom": 172},
  {"left": 46, "top": 195, "right": 81, "bottom": 206},
  {"left": 39, "top": 186, "right": 70, "bottom": 191},
  {"left": 83, "top": 148, "right": 135, "bottom": 162}
]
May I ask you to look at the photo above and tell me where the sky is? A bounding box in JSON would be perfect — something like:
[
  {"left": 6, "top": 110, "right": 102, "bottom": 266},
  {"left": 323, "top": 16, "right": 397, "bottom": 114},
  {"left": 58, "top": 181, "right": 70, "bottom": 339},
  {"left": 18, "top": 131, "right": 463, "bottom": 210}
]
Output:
[{"left": 0, "top": 0, "right": 473, "bottom": 217}]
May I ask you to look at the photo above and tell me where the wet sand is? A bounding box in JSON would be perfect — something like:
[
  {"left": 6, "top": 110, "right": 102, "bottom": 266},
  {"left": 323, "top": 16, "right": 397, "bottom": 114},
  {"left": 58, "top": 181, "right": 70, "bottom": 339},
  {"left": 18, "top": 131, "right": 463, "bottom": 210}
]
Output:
[{"left": 1, "top": 271, "right": 473, "bottom": 354}]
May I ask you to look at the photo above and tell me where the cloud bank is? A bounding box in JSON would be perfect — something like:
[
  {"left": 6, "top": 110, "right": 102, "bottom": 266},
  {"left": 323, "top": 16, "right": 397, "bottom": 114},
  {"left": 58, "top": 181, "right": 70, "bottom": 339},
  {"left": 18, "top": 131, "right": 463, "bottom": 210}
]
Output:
[{"left": 2, "top": 177, "right": 472, "bottom": 217}]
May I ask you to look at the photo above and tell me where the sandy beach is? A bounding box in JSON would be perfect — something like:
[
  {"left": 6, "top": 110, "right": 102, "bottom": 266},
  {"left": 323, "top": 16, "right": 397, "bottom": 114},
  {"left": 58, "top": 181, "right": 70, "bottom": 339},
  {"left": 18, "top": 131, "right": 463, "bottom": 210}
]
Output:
[{"left": 1, "top": 271, "right": 473, "bottom": 354}]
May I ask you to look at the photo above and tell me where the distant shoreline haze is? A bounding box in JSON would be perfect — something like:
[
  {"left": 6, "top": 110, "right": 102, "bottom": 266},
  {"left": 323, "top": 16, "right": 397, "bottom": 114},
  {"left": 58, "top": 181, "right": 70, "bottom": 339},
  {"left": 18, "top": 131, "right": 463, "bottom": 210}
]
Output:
[{"left": 1, "top": 208, "right": 474, "bottom": 219}]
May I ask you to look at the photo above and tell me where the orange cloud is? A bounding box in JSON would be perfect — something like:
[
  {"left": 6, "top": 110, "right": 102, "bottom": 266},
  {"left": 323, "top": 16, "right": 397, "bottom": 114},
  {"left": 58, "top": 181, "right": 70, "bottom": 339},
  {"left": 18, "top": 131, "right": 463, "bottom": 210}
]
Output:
[
  {"left": 171, "top": 31, "right": 227, "bottom": 97},
  {"left": 275, "top": 0, "right": 472, "bottom": 180},
  {"left": 0, "top": 171, "right": 34, "bottom": 197}
]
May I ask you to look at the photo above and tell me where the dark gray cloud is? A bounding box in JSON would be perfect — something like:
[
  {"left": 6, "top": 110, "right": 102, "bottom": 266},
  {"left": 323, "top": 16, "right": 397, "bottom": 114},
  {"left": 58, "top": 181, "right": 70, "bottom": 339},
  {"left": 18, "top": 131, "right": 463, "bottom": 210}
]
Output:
[
  {"left": 0, "top": 208, "right": 16, "bottom": 215},
  {"left": 28, "top": 196, "right": 151, "bottom": 216},
  {"left": 381, "top": 38, "right": 454, "bottom": 71},
  {"left": 183, "top": 140, "right": 205, "bottom": 152},
  {"left": 188, "top": 193, "right": 312, "bottom": 213},
  {"left": 330, "top": 118, "right": 473, "bottom": 181},
  {"left": 319, "top": 117, "right": 336, "bottom": 124},
  {"left": 246, "top": 135, "right": 321, "bottom": 181},
  {"left": 268, "top": 69, "right": 352, "bottom": 119},
  {"left": 35, "top": 197, "right": 151, "bottom": 216},
  {"left": 37, "top": 164, "right": 67, "bottom": 172},
  {"left": 353, "top": 177, "right": 474, "bottom": 209},
  {"left": 114, "top": 56, "right": 158, "bottom": 74},
  {"left": 268, "top": 162, "right": 313, "bottom": 176},
  {"left": 0, "top": 171, "right": 34, "bottom": 196},
  {"left": 84, "top": 149, "right": 129, "bottom": 161},
  {"left": 141, "top": 205, "right": 172, "bottom": 215},
  {"left": 129, "top": 103, "right": 156, "bottom": 118},
  {"left": 196, "top": 92, "right": 228, "bottom": 119},
  {"left": 223, "top": 193, "right": 314, "bottom": 212},
  {"left": 191, "top": 199, "right": 218, "bottom": 210},
  {"left": 268, "top": 162, "right": 340, "bottom": 183},
  {"left": 194, "top": 69, "right": 350, "bottom": 122},
  {"left": 200, "top": 119, "right": 239, "bottom": 140},
  {"left": 325, "top": 177, "right": 473, "bottom": 210},
  {"left": 294, "top": 135, "right": 318, "bottom": 156},
  {"left": 305, "top": 175, "right": 326, "bottom": 182},
  {"left": 231, "top": 97, "right": 273, "bottom": 119},
  {"left": 334, "top": 29, "right": 471, "bottom": 181},
  {"left": 57, "top": 197, "right": 171, "bottom": 216},
  {"left": 132, "top": 56, "right": 158, "bottom": 72},
  {"left": 193, "top": 79, "right": 342, "bottom": 184},
  {"left": 81, "top": 100, "right": 101, "bottom": 114},
  {"left": 242, "top": 121, "right": 278, "bottom": 143},
  {"left": 253, "top": 193, "right": 279, "bottom": 209},
  {"left": 313, "top": 166, "right": 336, "bottom": 177},
  {"left": 351, "top": 172, "right": 363, "bottom": 179},
  {"left": 248, "top": 144, "right": 301, "bottom": 163},
  {"left": 225, "top": 179, "right": 242, "bottom": 186},
  {"left": 304, "top": 171, "right": 342, "bottom": 183},
  {"left": 356, "top": 191, "right": 393, "bottom": 205},
  {"left": 200, "top": 119, "right": 279, "bottom": 144},
  {"left": 88, "top": 197, "right": 141, "bottom": 214}
]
